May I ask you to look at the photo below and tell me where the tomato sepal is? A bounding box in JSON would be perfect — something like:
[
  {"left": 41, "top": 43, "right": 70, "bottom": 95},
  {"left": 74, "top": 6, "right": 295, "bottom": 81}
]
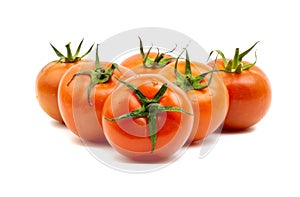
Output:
[
  {"left": 67, "top": 44, "right": 122, "bottom": 106},
  {"left": 173, "top": 49, "right": 216, "bottom": 92},
  {"left": 105, "top": 78, "right": 192, "bottom": 152},
  {"left": 212, "top": 41, "right": 259, "bottom": 73},
  {"left": 139, "top": 36, "right": 177, "bottom": 69},
  {"left": 50, "top": 38, "right": 94, "bottom": 63}
]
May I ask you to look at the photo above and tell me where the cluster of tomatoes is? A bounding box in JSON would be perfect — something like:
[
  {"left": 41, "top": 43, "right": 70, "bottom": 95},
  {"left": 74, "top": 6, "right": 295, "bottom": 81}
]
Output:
[{"left": 36, "top": 38, "right": 271, "bottom": 161}]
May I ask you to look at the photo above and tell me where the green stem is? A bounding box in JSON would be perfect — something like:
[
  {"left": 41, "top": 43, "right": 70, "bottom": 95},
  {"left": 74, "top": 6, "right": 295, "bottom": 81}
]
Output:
[
  {"left": 231, "top": 48, "right": 239, "bottom": 71},
  {"left": 66, "top": 42, "right": 74, "bottom": 62}
]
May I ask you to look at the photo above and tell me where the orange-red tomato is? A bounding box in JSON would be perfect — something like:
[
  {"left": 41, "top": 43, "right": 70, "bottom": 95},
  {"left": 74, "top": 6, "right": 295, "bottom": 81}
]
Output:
[
  {"left": 36, "top": 60, "right": 93, "bottom": 122},
  {"left": 58, "top": 61, "right": 132, "bottom": 142},
  {"left": 36, "top": 40, "right": 93, "bottom": 122},
  {"left": 102, "top": 74, "right": 194, "bottom": 161},
  {"left": 160, "top": 60, "right": 229, "bottom": 142},
  {"left": 209, "top": 42, "right": 272, "bottom": 130},
  {"left": 210, "top": 59, "right": 271, "bottom": 130}
]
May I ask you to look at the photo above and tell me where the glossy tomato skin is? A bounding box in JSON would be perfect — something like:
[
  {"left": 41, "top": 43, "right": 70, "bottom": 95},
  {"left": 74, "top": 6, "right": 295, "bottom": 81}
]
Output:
[
  {"left": 160, "top": 61, "right": 229, "bottom": 142},
  {"left": 211, "top": 59, "right": 272, "bottom": 130},
  {"left": 121, "top": 52, "right": 173, "bottom": 74},
  {"left": 36, "top": 60, "right": 92, "bottom": 122},
  {"left": 58, "top": 61, "right": 133, "bottom": 142},
  {"left": 102, "top": 74, "right": 194, "bottom": 161}
]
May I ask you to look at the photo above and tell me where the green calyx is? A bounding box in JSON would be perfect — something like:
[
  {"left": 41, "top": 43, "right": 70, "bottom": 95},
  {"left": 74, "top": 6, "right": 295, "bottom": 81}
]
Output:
[
  {"left": 105, "top": 78, "right": 192, "bottom": 152},
  {"left": 173, "top": 49, "right": 215, "bottom": 92},
  {"left": 50, "top": 38, "right": 94, "bottom": 63},
  {"left": 214, "top": 41, "right": 259, "bottom": 73},
  {"left": 139, "top": 36, "right": 176, "bottom": 69},
  {"left": 67, "top": 44, "right": 122, "bottom": 106}
]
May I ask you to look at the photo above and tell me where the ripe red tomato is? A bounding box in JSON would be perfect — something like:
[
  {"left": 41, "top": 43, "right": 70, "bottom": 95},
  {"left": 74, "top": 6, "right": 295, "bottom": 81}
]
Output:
[
  {"left": 102, "top": 74, "right": 194, "bottom": 161},
  {"left": 209, "top": 42, "right": 272, "bottom": 130},
  {"left": 159, "top": 50, "right": 229, "bottom": 142},
  {"left": 58, "top": 45, "right": 133, "bottom": 141},
  {"left": 120, "top": 37, "right": 175, "bottom": 74},
  {"left": 36, "top": 39, "right": 94, "bottom": 122}
]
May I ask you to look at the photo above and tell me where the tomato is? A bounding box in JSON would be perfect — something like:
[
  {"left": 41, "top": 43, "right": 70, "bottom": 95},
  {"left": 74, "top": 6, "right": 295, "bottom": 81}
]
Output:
[
  {"left": 58, "top": 45, "right": 134, "bottom": 141},
  {"left": 36, "top": 39, "right": 94, "bottom": 122},
  {"left": 159, "top": 50, "right": 229, "bottom": 142},
  {"left": 102, "top": 74, "right": 194, "bottom": 161},
  {"left": 120, "top": 37, "right": 175, "bottom": 74},
  {"left": 209, "top": 42, "right": 272, "bottom": 130}
]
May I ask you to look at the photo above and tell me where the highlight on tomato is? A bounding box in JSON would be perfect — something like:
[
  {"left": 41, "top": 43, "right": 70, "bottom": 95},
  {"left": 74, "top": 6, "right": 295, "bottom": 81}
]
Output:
[
  {"left": 159, "top": 49, "right": 229, "bottom": 142},
  {"left": 120, "top": 37, "right": 176, "bottom": 74},
  {"left": 209, "top": 42, "right": 272, "bottom": 130},
  {"left": 102, "top": 74, "right": 194, "bottom": 161},
  {"left": 58, "top": 44, "right": 134, "bottom": 141},
  {"left": 36, "top": 39, "right": 94, "bottom": 122}
]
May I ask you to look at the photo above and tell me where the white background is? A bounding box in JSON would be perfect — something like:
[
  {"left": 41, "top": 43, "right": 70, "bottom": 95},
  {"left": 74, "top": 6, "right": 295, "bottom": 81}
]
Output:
[{"left": 1, "top": 0, "right": 299, "bottom": 196}]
